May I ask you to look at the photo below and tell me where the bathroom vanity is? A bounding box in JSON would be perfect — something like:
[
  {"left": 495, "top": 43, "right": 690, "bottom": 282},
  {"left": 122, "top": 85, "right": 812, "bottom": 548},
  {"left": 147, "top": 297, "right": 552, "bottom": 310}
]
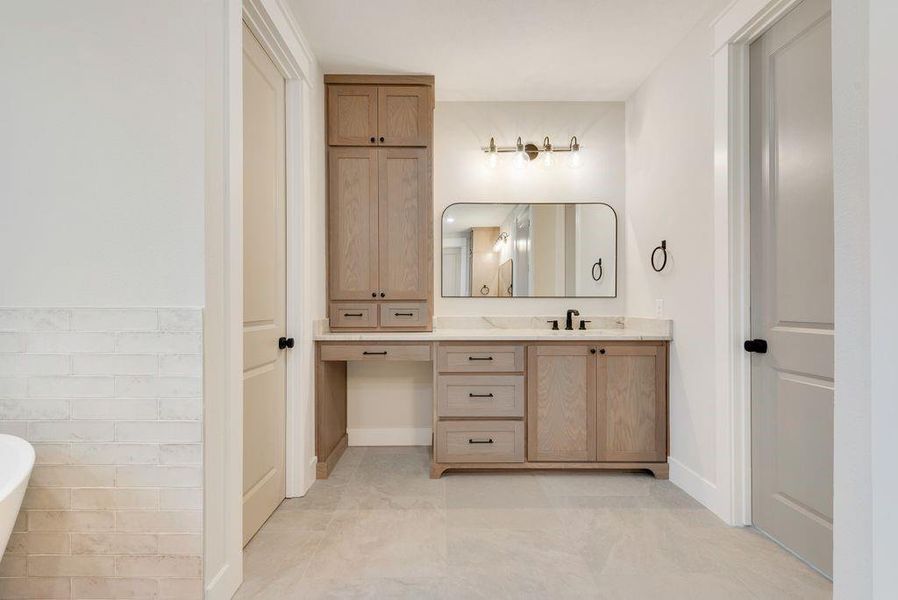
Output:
[
  {"left": 320, "top": 73, "right": 668, "bottom": 481},
  {"left": 314, "top": 318, "right": 670, "bottom": 480}
]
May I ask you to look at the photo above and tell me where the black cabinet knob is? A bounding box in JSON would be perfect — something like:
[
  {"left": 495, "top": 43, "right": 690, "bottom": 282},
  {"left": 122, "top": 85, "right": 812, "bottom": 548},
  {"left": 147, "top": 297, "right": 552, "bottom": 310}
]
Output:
[
  {"left": 370, "top": 137, "right": 376, "bottom": 143},
  {"left": 590, "top": 348, "right": 596, "bottom": 354},
  {"left": 379, "top": 292, "right": 385, "bottom": 298},
  {"left": 379, "top": 136, "right": 385, "bottom": 143},
  {"left": 278, "top": 337, "right": 295, "bottom": 350},
  {"left": 599, "top": 348, "right": 606, "bottom": 354},
  {"left": 372, "top": 292, "right": 377, "bottom": 298}
]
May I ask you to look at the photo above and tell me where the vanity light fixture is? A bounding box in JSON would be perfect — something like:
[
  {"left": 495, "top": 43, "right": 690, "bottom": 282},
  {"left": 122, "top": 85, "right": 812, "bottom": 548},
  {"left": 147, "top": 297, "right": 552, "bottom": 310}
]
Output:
[
  {"left": 493, "top": 231, "right": 510, "bottom": 252},
  {"left": 481, "top": 135, "right": 582, "bottom": 168}
]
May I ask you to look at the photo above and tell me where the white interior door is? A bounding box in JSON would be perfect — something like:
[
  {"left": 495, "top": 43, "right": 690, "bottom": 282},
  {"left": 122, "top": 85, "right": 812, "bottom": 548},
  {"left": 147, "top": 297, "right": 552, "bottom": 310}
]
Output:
[
  {"left": 242, "top": 22, "right": 286, "bottom": 546},
  {"left": 749, "top": 0, "right": 833, "bottom": 577}
]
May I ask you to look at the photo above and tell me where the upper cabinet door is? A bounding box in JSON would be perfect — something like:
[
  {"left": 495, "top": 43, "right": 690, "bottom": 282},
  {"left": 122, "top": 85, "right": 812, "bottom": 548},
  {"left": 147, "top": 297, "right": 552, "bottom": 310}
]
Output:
[
  {"left": 377, "top": 148, "right": 430, "bottom": 300},
  {"left": 328, "top": 148, "right": 379, "bottom": 300},
  {"left": 377, "top": 86, "right": 432, "bottom": 146},
  {"left": 328, "top": 86, "right": 378, "bottom": 146},
  {"left": 596, "top": 344, "right": 667, "bottom": 462},
  {"left": 527, "top": 345, "right": 597, "bottom": 462}
]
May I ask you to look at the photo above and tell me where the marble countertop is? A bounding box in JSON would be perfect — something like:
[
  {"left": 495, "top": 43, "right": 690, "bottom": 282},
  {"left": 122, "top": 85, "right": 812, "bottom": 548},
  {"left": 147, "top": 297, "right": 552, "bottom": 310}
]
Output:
[{"left": 313, "top": 316, "right": 672, "bottom": 342}]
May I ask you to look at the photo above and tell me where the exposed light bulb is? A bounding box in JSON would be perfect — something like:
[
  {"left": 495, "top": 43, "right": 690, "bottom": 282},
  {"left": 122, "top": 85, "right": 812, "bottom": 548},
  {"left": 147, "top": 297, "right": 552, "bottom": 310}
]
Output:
[
  {"left": 512, "top": 151, "right": 528, "bottom": 169},
  {"left": 568, "top": 136, "right": 582, "bottom": 169},
  {"left": 486, "top": 151, "right": 499, "bottom": 168},
  {"left": 540, "top": 136, "right": 554, "bottom": 168}
]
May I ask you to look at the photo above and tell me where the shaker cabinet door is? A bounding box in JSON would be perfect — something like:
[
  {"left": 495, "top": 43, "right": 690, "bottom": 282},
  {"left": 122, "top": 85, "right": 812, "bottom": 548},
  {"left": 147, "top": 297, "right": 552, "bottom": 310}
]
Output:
[
  {"left": 377, "top": 86, "right": 431, "bottom": 146},
  {"left": 328, "top": 148, "right": 379, "bottom": 300},
  {"left": 527, "top": 345, "right": 597, "bottom": 462},
  {"left": 377, "top": 148, "right": 430, "bottom": 300},
  {"left": 596, "top": 344, "right": 667, "bottom": 462},
  {"left": 328, "top": 85, "right": 378, "bottom": 146}
]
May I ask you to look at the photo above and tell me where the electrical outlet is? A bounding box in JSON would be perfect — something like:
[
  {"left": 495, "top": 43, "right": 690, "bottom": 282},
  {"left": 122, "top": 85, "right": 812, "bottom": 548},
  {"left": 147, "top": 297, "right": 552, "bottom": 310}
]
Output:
[{"left": 655, "top": 299, "right": 664, "bottom": 318}]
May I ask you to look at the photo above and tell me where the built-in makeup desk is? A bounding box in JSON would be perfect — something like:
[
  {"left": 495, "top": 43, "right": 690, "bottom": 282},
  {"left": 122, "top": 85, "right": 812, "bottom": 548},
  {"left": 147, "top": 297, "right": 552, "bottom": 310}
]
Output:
[{"left": 314, "top": 317, "right": 672, "bottom": 480}]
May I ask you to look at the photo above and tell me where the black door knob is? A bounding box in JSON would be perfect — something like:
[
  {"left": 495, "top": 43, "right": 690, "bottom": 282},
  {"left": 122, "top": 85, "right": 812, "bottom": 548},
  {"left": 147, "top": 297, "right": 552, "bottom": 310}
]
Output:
[
  {"left": 744, "top": 339, "right": 768, "bottom": 354},
  {"left": 278, "top": 337, "right": 295, "bottom": 350}
]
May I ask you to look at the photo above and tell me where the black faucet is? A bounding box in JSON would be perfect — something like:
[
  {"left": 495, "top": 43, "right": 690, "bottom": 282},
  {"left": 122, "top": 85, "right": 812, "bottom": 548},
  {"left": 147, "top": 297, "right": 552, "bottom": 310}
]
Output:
[{"left": 565, "top": 309, "right": 580, "bottom": 331}]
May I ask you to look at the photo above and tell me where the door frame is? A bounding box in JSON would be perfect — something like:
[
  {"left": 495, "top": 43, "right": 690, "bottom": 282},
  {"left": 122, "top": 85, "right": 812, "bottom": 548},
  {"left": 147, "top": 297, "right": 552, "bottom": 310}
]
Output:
[
  {"left": 204, "top": 0, "right": 318, "bottom": 598},
  {"left": 711, "top": 0, "right": 808, "bottom": 527}
]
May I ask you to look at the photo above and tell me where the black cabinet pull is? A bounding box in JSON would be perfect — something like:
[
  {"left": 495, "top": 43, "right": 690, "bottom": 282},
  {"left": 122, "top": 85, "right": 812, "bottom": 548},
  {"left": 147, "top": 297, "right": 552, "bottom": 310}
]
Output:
[
  {"left": 468, "top": 438, "right": 494, "bottom": 444},
  {"left": 394, "top": 312, "right": 414, "bottom": 317},
  {"left": 468, "top": 393, "right": 494, "bottom": 398},
  {"left": 468, "top": 356, "right": 494, "bottom": 361},
  {"left": 344, "top": 313, "right": 363, "bottom": 317},
  {"left": 362, "top": 351, "right": 388, "bottom": 356}
]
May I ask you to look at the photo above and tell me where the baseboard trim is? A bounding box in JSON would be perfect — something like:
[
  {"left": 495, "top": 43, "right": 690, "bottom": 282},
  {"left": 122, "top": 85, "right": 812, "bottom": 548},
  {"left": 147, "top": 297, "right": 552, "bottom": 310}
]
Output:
[
  {"left": 347, "top": 427, "right": 432, "bottom": 446},
  {"left": 204, "top": 561, "right": 241, "bottom": 600},
  {"left": 669, "top": 456, "right": 720, "bottom": 516}
]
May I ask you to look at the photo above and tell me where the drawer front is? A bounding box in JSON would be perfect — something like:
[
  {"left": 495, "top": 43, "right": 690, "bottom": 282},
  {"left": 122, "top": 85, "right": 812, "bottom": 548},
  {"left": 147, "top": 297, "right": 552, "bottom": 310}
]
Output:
[
  {"left": 329, "top": 303, "right": 377, "bottom": 329},
  {"left": 437, "top": 375, "right": 524, "bottom": 417},
  {"left": 436, "top": 420, "right": 525, "bottom": 463},
  {"left": 319, "top": 344, "right": 431, "bottom": 362},
  {"left": 379, "top": 302, "right": 429, "bottom": 328},
  {"left": 437, "top": 345, "right": 524, "bottom": 373}
]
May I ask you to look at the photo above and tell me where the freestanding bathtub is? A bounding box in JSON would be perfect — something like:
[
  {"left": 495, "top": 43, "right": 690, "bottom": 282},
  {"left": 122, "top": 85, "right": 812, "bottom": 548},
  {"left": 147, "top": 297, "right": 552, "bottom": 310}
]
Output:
[{"left": 0, "top": 435, "right": 35, "bottom": 556}]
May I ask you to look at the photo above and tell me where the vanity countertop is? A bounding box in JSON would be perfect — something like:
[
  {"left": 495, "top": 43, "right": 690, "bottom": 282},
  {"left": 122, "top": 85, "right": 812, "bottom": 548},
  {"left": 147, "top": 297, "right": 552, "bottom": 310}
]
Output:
[{"left": 314, "top": 316, "right": 672, "bottom": 342}]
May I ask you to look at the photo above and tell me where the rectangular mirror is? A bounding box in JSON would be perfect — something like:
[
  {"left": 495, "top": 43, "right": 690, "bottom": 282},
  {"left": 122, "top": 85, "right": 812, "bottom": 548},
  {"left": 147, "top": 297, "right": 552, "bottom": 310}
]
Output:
[{"left": 441, "top": 202, "right": 617, "bottom": 298}]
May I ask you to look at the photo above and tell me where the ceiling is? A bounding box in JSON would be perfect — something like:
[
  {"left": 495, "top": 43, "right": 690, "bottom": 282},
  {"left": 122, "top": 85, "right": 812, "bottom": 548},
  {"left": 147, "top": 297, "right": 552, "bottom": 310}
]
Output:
[{"left": 286, "top": 0, "right": 715, "bottom": 101}]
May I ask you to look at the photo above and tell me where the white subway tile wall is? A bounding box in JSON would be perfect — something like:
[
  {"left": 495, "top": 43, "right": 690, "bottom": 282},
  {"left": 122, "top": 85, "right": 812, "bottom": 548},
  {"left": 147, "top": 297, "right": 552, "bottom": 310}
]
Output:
[{"left": 0, "top": 308, "right": 203, "bottom": 600}]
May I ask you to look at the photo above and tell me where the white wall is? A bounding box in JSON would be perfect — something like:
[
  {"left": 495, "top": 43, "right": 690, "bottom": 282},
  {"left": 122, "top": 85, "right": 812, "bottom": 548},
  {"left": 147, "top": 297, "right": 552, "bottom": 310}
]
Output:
[
  {"left": 0, "top": 3, "right": 212, "bottom": 598},
  {"left": 832, "top": 0, "right": 898, "bottom": 596},
  {"left": 0, "top": 1, "right": 206, "bottom": 308},
  {"left": 624, "top": 13, "right": 720, "bottom": 504}
]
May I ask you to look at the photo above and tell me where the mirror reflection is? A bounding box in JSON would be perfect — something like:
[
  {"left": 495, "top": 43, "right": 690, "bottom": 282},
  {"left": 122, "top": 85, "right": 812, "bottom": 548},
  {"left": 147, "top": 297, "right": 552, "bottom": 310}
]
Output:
[{"left": 441, "top": 202, "right": 617, "bottom": 298}]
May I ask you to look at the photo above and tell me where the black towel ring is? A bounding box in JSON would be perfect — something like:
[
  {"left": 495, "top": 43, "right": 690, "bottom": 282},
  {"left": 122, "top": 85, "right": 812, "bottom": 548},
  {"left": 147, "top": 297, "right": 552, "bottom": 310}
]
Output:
[
  {"left": 591, "top": 259, "right": 603, "bottom": 281},
  {"left": 651, "top": 240, "right": 668, "bottom": 272},
  {"left": 480, "top": 284, "right": 490, "bottom": 295}
]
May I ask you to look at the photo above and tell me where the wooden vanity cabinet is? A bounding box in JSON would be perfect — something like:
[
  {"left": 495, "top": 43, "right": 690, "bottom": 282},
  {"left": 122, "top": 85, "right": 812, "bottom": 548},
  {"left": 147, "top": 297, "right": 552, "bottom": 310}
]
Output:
[
  {"left": 528, "top": 342, "right": 668, "bottom": 464},
  {"left": 325, "top": 75, "right": 434, "bottom": 331}
]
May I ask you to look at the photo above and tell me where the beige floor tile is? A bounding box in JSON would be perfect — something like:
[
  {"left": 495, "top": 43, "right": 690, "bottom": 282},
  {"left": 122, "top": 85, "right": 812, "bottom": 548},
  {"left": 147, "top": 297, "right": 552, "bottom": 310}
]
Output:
[{"left": 237, "top": 446, "right": 832, "bottom": 600}]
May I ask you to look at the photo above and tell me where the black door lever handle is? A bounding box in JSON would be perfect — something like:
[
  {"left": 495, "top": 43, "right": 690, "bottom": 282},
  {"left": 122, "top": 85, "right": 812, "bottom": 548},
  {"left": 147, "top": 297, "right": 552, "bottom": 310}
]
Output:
[{"left": 744, "top": 339, "right": 767, "bottom": 354}]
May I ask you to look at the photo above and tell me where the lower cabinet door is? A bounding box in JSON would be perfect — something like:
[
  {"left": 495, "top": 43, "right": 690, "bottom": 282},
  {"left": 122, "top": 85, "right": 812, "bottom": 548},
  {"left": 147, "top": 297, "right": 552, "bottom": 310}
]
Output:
[
  {"left": 527, "top": 345, "right": 597, "bottom": 462},
  {"left": 596, "top": 343, "right": 667, "bottom": 462}
]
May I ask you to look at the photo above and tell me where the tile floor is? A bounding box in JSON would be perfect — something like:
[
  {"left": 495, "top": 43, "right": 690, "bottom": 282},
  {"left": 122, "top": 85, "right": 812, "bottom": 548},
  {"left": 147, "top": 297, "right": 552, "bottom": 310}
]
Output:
[{"left": 234, "top": 447, "right": 832, "bottom": 599}]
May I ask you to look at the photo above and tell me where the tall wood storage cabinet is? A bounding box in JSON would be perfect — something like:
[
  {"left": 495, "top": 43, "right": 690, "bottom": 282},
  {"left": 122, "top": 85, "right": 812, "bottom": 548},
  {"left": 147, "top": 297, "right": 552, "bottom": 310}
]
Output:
[{"left": 326, "top": 75, "right": 434, "bottom": 331}]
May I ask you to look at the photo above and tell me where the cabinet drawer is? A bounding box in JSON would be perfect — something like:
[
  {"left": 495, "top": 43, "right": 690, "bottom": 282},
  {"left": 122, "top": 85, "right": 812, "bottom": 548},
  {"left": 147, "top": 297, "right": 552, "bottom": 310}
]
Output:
[
  {"left": 437, "top": 345, "right": 524, "bottom": 373},
  {"left": 319, "top": 344, "right": 431, "bottom": 362},
  {"left": 329, "top": 303, "right": 378, "bottom": 329},
  {"left": 379, "top": 302, "right": 429, "bottom": 328},
  {"left": 435, "top": 420, "right": 525, "bottom": 463},
  {"left": 437, "top": 375, "right": 524, "bottom": 417}
]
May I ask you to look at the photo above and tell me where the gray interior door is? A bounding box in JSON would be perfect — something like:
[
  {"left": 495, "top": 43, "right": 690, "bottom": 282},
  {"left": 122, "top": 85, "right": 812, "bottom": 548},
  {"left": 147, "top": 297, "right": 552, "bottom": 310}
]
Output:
[{"left": 749, "top": 0, "right": 833, "bottom": 577}]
